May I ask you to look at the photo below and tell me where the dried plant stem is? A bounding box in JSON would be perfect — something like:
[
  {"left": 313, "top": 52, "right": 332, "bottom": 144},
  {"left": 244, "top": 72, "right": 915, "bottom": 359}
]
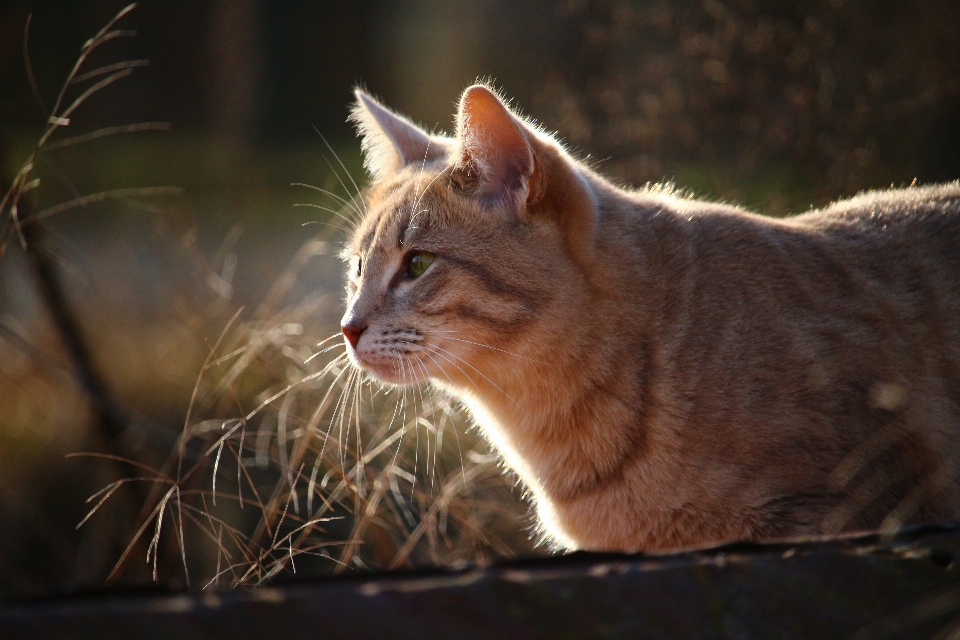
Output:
[{"left": 0, "top": 3, "right": 191, "bottom": 586}]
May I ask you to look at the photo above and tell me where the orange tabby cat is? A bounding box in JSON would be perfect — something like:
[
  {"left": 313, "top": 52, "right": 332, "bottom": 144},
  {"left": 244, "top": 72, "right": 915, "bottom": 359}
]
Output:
[{"left": 340, "top": 84, "right": 960, "bottom": 552}]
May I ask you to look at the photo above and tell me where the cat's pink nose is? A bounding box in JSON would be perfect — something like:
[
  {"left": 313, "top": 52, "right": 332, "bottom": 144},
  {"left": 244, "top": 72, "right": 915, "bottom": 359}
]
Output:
[{"left": 341, "top": 321, "right": 367, "bottom": 349}]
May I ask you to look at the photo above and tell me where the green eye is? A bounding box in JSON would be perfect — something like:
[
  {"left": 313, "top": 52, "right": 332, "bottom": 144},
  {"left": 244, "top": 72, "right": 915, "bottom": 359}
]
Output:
[{"left": 407, "top": 251, "right": 435, "bottom": 278}]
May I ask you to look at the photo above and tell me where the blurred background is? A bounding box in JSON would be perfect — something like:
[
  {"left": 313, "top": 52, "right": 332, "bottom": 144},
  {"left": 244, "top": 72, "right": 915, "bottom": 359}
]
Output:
[{"left": 1, "top": 0, "right": 959, "bottom": 598}]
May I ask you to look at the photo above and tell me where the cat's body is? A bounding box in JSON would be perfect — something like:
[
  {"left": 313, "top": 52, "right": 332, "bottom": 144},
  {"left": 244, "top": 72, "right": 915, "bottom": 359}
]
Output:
[{"left": 341, "top": 85, "right": 960, "bottom": 552}]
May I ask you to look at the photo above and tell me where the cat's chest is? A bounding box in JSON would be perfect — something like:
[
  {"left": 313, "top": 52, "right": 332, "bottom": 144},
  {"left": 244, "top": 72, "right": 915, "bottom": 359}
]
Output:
[{"left": 458, "top": 392, "right": 549, "bottom": 490}]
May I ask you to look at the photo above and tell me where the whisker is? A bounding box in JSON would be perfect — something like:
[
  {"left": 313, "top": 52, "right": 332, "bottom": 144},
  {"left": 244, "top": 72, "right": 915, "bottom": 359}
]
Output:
[
  {"left": 389, "top": 358, "right": 412, "bottom": 472},
  {"left": 300, "top": 219, "right": 355, "bottom": 236},
  {"left": 314, "top": 151, "right": 363, "bottom": 226},
  {"left": 425, "top": 330, "right": 542, "bottom": 364},
  {"left": 411, "top": 165, "right": 453, "bottom": 226},
  {"left": 421, "top": 345, "right": 485, "bottom": 401},
  {"left": 244, "top": 353, "right": 349, "bottom": 421},
  {"left": 292, "top": 182, "right": 363, "bottom": 221},
  {"left": 350, "top": 369, "right": 364, "bottom": 492},
  {"left": 418, "top": 349, "right": 467, "bottom": 489},
  {"left": 312, "top": 127, "right": 367, "bottom": 218},
  {"left": 293, "top": 203, "right": 359, "bottom": 232},
  {"left": 316, "top": 332, "right": 345, "bottom": 349},
  {"left": 386, "top": 370, "right": 404, "bottom": 431},
  {"left": 349, "top": 370, "right": 366, "bottom": 495},
  {"left": 407, "top": 355, "right": 437, "bottom": 499},
  {"left": 304, "top": 334, "right": 346, "bottom": 364},
  {"left": 426, "top": 344, "right": 522, "bottom": 410},
  {"left": 413, "top": 354, "right": 441, "bottom": 493},
  {"left": 334, "top": 370, "right": 353, "bottom": 483},
  {"left": 306, "top": 363, "right": 353, "bottom": 514},
  {"left": 332, "top": 368, "right": 358, "bottom": 472},
  {"left": 302, "top": 342, "right": 345, "bottom": 365},
  {"left": 408, "top": 139, "right": 433, "bottom": 222}
]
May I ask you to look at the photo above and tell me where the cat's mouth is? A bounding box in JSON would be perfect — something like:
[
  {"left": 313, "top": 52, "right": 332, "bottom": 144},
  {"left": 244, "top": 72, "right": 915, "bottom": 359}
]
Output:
[{"left": 346, "top": 348, "right": 429, "bottom": 387}]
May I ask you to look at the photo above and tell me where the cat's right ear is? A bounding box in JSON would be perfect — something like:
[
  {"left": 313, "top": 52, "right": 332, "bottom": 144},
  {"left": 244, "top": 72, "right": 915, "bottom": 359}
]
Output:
[{"left": 350, "top": 89, "right": 448, "bottom": 182}]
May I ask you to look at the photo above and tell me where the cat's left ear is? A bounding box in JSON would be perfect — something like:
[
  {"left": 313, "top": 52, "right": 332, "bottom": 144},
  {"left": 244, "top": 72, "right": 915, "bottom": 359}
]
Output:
[
  {"left": 454, "top": 85, "right": 537, "bottom": 209},
  {"left": 350, "top": 89, "right": 450, "bottom": 181}
]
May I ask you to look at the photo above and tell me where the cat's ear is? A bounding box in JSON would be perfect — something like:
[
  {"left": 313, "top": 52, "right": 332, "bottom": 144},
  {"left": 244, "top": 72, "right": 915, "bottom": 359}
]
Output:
[
  {"left": 454, "top": 85, "right": 536, "bottom": 207},
  {"left": 350, "top": 89, "right": 449, "bottom": 181}
]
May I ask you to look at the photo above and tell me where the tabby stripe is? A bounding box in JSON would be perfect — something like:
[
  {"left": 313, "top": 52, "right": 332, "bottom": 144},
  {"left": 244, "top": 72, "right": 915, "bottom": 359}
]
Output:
[
  {"left": 420, "top": 301, "right": 538, "bottom": 333},
  {"left": 413, "top": 267, "right": 537, "bottom": 330},
  {"left": 443, "top": 254, "right": 545, "bottom": 307}
]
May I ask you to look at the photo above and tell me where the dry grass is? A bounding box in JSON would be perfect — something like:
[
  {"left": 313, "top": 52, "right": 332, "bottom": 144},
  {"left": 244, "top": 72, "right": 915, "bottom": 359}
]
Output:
[
  {"left": 7, "top": 0, "right": 957, "bottom": 609},
  {"left": 89, "top": 228, "right": 537, "bottom": 588},
  {"left": 1, "top": 3, "right": 179, "bottom": 260},
  {"left": 1, "top": 3, "right": 535, "bottom": 592}
]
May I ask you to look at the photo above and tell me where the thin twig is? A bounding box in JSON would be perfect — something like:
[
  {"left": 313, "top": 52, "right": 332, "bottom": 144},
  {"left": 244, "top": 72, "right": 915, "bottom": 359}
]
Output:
[
  {"left": 42, "top": 122, "right": 171, "bottom": 151},
  {"left": 23, "top": 15, "right": 48, "bottom": 117},
  {"left": 23, "top": 187, "right": 183, "bottom": 225}
]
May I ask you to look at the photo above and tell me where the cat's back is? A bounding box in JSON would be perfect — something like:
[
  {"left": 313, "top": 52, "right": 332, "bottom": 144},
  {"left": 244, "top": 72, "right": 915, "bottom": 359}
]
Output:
[
  {"left": 789, "top": 183, "right": 960, "bottom": 333},
  {"left": 619, "top": 182, "right": 960, "bottom": 305},
  {"left": 612, "top": 180, "right": 960, "bottom": 444},
  {"left": 796, "top": 181, "right": 960, "bottom": 257},
  {"left": 612, "top": 182, "right": 960, "bottom": 539}
]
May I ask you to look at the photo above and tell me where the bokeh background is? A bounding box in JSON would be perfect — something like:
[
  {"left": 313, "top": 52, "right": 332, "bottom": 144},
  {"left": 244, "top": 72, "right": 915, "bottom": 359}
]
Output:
[{"left": 1, "top": 0, "right": 959, "bottom": 598}]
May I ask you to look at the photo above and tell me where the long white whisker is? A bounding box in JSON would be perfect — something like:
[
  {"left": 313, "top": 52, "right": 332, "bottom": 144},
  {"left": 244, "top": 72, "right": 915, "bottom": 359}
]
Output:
[
  {"left": 292, "top": 182, "right": 363, "bottom": 221},
  {"left": 412, "top": 354, "right": 440, "bottom": 493},
  {"left": 340, "top": 369, "right": 357, "bottom": 487},
  {"left": 315, "top": 152, "right": 363, "bottom": 225},
  {"left": 425, "top": 331, "right": 542, "bottom": 364},
  {"left": 303, "top": 342, "right": 346, "bottom": 364},
  {"left": 306, "top": 363, "right": 352, "bottom": 514},
  {"left": 245, "top": 352, "right": 348, "bottom": 421},
  {"left": 426, "top": 344, "right": 522, "bottom": 410},
  {"left": 408, "top": 139, "right": 433, "bottom": 223},
  {"left": 300, "top": 219, "right": 355, "bottom": 235},
  {"left": 316, "top": 332, "right": 346, "bottom": 349},
  {"left": 411, "top": 165, "right": 452, "bottom": 225},
  {"left": 313, "top": 127, "right": 367, "bottom": 218},
  {"left": 400, "top": 356, "right": 422, "bottom": 500},
  {"left": 419, "top": 349, "right": 467, "bottom": 490},
  {"left": 412, "top": 355, "right": 434, "bottom": 488},
  {"left": 325, "top": 364, "right": 357, "bottom": 477},
  {"left": 292, "top": 203, "right": 359, "bottom": 231},
  {"left": 389, "top": 358, "right": 412, "bottom": 476},
  {"left": 353, "top": 367, "right": 365, "bottom": 495},
  {"left": 390, "top": 356, "right": 407, "bottom": 465},
  {"left": 336, "top": 369, "right": 359, "bottom": 472},
  {"left": 407, "top": 353, "right": 436, "bottom": 499},
  {"left": 421, "top": 346, "right": 486, "bottom": 403},
  {"left": 386, "top": 371, "right": 403, "bottom": 430}
]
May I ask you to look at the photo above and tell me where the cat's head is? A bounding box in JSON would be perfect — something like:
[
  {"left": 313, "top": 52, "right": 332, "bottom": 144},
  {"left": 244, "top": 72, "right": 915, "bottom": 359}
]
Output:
[{"left": 340, "top": 85, "right": 597, "bottom": 390}]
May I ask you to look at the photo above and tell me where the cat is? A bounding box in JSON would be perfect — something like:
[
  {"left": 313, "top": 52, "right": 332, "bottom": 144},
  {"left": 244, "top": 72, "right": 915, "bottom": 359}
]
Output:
[{"left": 339, "top": 83, "right": 960, "bottom": 553}]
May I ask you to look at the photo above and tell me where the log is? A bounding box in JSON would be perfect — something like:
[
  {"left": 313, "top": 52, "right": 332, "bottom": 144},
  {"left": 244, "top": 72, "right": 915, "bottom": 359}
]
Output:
[{"left": 3, "top": 524, "right": 960, "bottom": 639}]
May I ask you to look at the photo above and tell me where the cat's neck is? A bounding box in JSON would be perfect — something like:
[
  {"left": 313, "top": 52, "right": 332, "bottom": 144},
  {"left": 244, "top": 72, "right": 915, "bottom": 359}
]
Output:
[{"left": 452, "top": 172, "right": 670, "bottom": 502}]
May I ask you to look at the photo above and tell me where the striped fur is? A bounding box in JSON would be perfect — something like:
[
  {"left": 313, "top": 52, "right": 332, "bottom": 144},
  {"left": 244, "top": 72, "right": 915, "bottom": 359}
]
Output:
[{"left": 341, "top": 85, "right": 960, "bottom": 552}]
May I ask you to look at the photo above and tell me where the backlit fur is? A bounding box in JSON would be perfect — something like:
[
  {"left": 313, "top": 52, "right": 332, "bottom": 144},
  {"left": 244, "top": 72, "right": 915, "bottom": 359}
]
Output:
[{"left": 341, "top": 85, "right": 960, "bottom": 552}]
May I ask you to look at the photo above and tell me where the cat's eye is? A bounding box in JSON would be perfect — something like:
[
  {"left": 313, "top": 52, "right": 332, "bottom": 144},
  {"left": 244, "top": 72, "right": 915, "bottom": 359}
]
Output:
[
  {"left": 350, "top": 255, "right": 362, "bottom": 278},
  {"left": 406, "top": 251, "right": 435, "bottom": 278}
]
